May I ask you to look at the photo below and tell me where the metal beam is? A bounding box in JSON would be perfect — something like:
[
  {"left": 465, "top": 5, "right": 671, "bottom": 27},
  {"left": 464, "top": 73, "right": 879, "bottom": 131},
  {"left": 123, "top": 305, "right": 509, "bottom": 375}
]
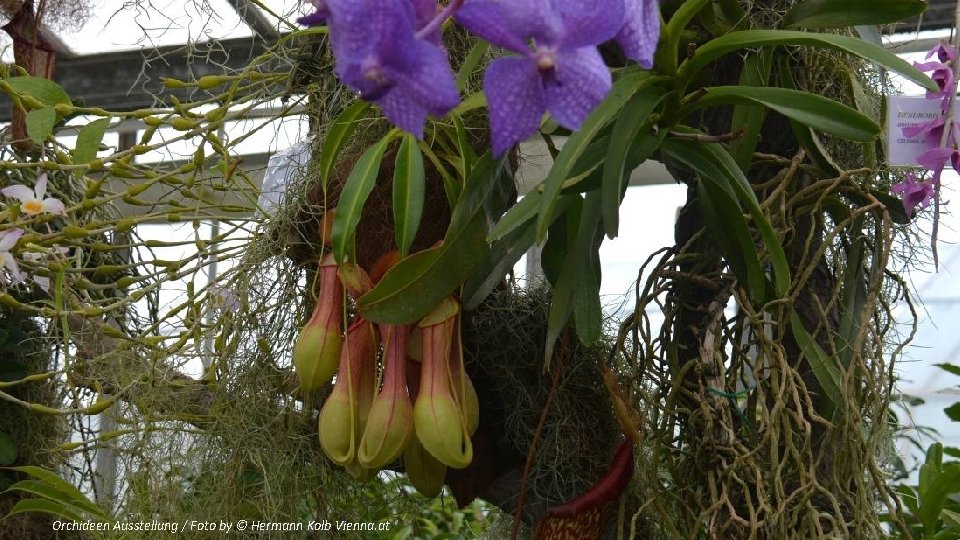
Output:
[
  {"left": 0, "top": 36, "right": 284, "bottom": 121},
  {"left": 224, "top": 0, "right": 280, "bottom": 40}
]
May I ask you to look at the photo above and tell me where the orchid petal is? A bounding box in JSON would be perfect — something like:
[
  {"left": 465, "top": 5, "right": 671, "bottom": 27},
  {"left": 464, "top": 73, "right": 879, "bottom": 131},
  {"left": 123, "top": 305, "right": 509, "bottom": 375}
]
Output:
[
  {"left": 901, "top": 116, "right": 944, "bottom": 140},
  {"left": 455, "top": 1, "right": 529, "bottom": 53},
  {"left": 378, "top": 88, "right": 430, "bottom": 139},
  {"left": 34, "top": 174, "right": 48, "bottom": 199},
  {"left": 1, "top": 184, "right": 34, "bottom": 202},
  {"left": 917, "top": 146, "right": 954, "bottom": 171},
  {"left": 545, "top": 46, "right": 611, "bottom": 130},
  {"left": 615, "top": 0, "right": 660, "bottom": 68},
  {"left": 559, "top": 0, "right": 626, "bottom": 48},
  {"left": 3, "top": 255, "right": 23, "bottom": 285},
  {"left": 501, "top": 0, "right": 564, "bottom": 44},
  {"left": 33, "top": 275, "right": 50, "bottom": 292},
  {"left": 381, "top": 39, "right": 459, "bottom": 117},
  {"left": 483, "top": 57, "right": 546, "bottom": 156},
  {"left": 42, "top": 198, "right": 66, "bottom": 215},
  {"left": 0, "top": 229, "right": 24, "bottom": 251}
]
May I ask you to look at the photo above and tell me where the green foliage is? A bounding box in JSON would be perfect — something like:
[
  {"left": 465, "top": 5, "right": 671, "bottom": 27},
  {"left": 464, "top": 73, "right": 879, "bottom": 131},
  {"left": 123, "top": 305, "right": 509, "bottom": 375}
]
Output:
[
  {"left": 890, "top": 444, "right": 960, "bottom": 539},
  {"left": 2, "top": 466, "right": 111, "bottom": 524},
  {"left": 783, "top": 0, "right": 928, "bottom": 29},
  {"left": 393, "top": 134, "right": 426, "bottom": 257},
  {"left": 0, "top": 1, "right": 947, "bottom": 538}
]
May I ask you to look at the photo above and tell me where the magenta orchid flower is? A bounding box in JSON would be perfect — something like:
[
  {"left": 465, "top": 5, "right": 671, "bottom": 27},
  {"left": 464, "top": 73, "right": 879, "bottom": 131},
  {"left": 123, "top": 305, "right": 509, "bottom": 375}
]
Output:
[
  {"left": 892, "top": 173, "right": 936, "bottom": 219},
  {"left": 0, "top": 228, "right": 25, "bottom": 285},
  {"left": 914, "top": 44, "right": 957, "bottom": 109},
  {"left": 616, "top": 0, "right": 660, "bottom": 68},
  {"left": 300, "top": 0, "right": 460, "bottom": 138},
  {"left": 917, "top": 145, "right": 960, "bottom": 186},
  {"left": 456, "top": 0, "right": 625, "bottom": 155},
  {"left": 1, "top": 174, "right": 66, "bottom": 216}
]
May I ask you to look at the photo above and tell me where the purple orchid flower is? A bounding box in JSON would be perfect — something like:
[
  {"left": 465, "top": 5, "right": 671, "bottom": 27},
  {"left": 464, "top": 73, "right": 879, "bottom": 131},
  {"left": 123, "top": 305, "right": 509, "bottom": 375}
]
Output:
[
  {"left": 615, "top": 0, "right": 660, "bottom": 68},
  {"left": 299, "top": 0, "right": 459, "bottom": 138},
  {"left": 297, "top": 0, "right": 329, "bottom": 26},
  {"left": 914, "top": 57, "right": 955, "bottom": 108},
  {"left": 927, "top": 42, "right": 956, "bottom": 64},
  {"left": 917, "top": 145, "right": 959, "bottom": 186},
  {"left": 892, "top": 173, "right": 935, "bottom": 219},
  {"left": 456, "top": 0, "right": 626, "bottom": 155}
]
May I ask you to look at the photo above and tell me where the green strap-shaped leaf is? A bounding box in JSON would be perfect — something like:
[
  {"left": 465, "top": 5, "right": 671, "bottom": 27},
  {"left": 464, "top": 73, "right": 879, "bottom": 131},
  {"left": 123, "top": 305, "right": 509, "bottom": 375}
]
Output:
[
  {"left": 318, "top": 101, "right": 371, "bottom": 194},
  {"left": 698, "top": 141, "right": 791, "bottom": 296},
  {"left": 393, "top": 133, "right": 426, "bottom": 257},
  {"left": 678, "top": 30, "right": 936, "bottom": 92},
  {"left": 775, "top": 57, "right": 844, "bottom": 175},
  {"left": 696, "top": 177, "right": 765, "bottom": 297},
  {"left": 728, "top": 49, "right": 773, "bottom": 171},
  {"left": 5, "top": 498, "right": 88, "bottom": 523},
  {"left": 783, "top": 0, "right": 927, "bottom": 29},
  {"left": 662, "top": 137, "right": 790, "bottom": 298},
  {"left": 918, "top": 465, "right": 960, "bottom": 533},
  {"left": 936, "top": 363, "right": 960, "bottom": 377},
  {"left": 790, "top": 310, "right": 844, "bottom": 416},
  {"left": 463, "top": 218, "right": 536, "bottom": 310},
  {"left": 358, "top": 156, "right": 506, "bottom": 322},
  {"left": 6, "top": 76, "right": 71, "bottom": 106},
  {"left": 5, "top": 466, "right": 108, "bottom": 518},
  {"left": 456, "top": 39, "right": 489, "bottom": 92},
  {"left": 601, "top": 85, "right": 668, "bottom": 238},
  {"left": 452, "top": 115, "right": 477, "bottom": 183},
  {"left": 73, "top": 117, "right": 111, "bottom": 164},
  {"left": 489, "top": 191, "right": 542, "bottom": 242},
  {"left": 26, "top": 106, "right": 56, "bottom": 144},
  {"left": 836, "top": 217, "right": 868, "bottom": 369},
  {"left": 357, "top": 215, "right": 489, "bottom": 323},
  {"left": 544, "top": 191, "right": 602, "bottom": 362},
  {"left": 332, "top": 135, "right": 393, "bottom": 263},
  {"left": 658, "top": 0, "right": 710, "bottom": 73},
  {"left": 535, "top": 70, "right": 655, "bottom": 240},
  {"left": 687, "top": 86, "right": 879, "bottom": 142}
]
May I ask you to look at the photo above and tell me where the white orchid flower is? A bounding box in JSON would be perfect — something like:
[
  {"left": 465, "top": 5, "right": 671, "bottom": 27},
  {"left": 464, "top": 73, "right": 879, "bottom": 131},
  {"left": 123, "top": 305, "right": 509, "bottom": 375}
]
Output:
[
  {"left": 1, "top": 174, "right": 66, "bottom": 215},
  {"left": 0, "top": 228, "right": 25, "bottom": 285},
  {"left": 23, "top": 245, "right": 70, "bottom": 293}
]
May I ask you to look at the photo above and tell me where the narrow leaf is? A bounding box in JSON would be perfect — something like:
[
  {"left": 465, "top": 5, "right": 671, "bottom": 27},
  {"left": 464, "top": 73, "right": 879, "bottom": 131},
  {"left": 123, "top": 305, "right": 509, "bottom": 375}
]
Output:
[
  {"left": 783, "top": 0, "right": 928, "bottom": 29},
  {"left": 357, "top": 216, "right": 489, "bottom": 323},
  {"left": 729, "top": 49, "right": 773, "bottom": 171},
  {"left": 5, "top": 498, "right": 87, "bottom": 523},
  {"left": 679, "top": 30, "right": 937, "bottom": 92},
  {"left": 601, "top": 85, "right": 667, "bottom": 238},
  {"left": 536, "top": 70, "right": 653, "bottom": 240},
  {"left": 5, "top": 466, "right": 106, "bottom": 517},
  {"left": 790, "top": 311, "right": 844, "bottom": 414},
  {"left": 393, "top": 134, "right": 426, "bottom": 257},
  {"left": 456, "top": 39, "right": 490, "bottom": 92},
  {"left": 545, "top": 192, "right": 602, "bottom": 362},
  {"left": 332, "top": 135, "right": 392, "bottom": 263},
  {"left": 689, "top": 86, "right": 879, "bottom": 142},
  {"left": 463, "top": 219, "right": 536, "bottom": 310},
  {"left": 935, "top": 363, "right": 960, "bottom": 377},
  {"left": 318, "top": 101, "right": 371, "bottom": 193}
]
